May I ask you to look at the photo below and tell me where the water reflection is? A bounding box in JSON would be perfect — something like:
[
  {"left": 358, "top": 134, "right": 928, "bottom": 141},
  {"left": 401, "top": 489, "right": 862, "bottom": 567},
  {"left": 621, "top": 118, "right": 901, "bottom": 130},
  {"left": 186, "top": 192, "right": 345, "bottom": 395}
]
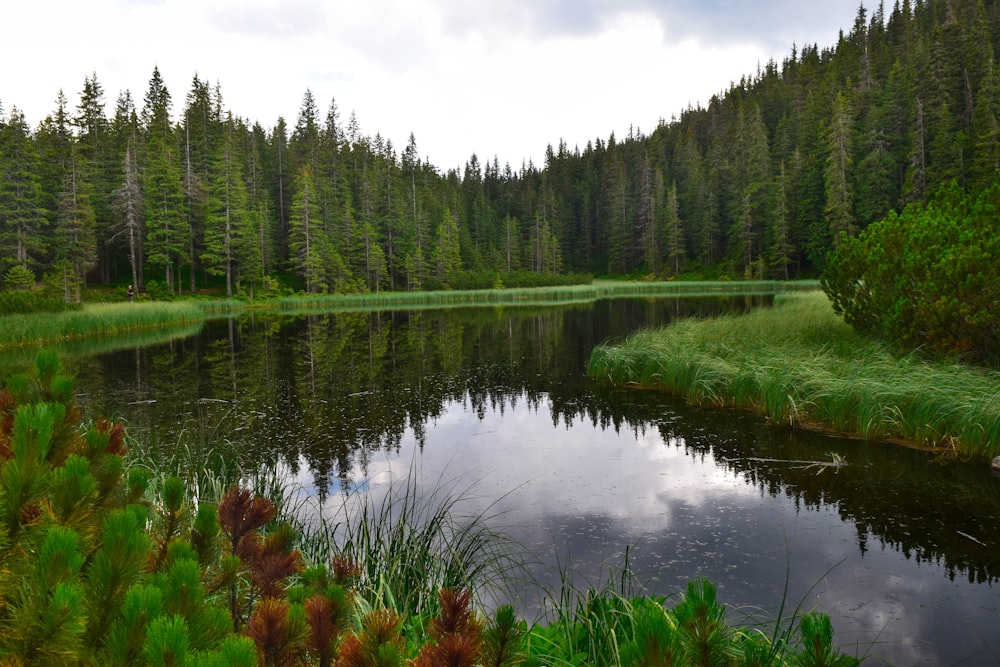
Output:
[{"left": 62, "top": 296, "right": 1000, "bottom": 666}]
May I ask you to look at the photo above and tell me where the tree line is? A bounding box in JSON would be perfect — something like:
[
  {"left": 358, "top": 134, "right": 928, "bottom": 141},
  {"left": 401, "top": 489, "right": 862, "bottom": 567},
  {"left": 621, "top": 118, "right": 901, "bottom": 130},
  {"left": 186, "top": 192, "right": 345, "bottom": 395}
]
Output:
[{"left": 2, "top": 0, "right": 999, "bottom": 300}]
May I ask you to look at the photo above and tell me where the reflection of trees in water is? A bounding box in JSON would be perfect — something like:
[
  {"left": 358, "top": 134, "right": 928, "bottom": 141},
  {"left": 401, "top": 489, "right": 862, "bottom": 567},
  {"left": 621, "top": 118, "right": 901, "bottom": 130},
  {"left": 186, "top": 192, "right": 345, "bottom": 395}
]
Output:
[
  {"left": 71, "top": 295, "right": 1000, "bottom": 584},
  {"left": 644, "top": 405, "right": 1000, "bottom": 586}
]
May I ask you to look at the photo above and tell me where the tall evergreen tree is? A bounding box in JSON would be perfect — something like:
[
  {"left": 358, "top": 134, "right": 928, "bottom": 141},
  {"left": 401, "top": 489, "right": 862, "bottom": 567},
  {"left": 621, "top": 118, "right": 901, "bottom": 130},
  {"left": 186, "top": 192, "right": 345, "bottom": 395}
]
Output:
[
  {"left": 824, "top": 91, "right": 857, "bottom": 246},
  {"left": 52, "top": 150, "right": 97, "bottom": 301},
  {"left": 74, "top": 72, "right": 115, "bottom": 283},
  {"left": 288, "top": 165, "right": 326, "bottom": 292},
  {"left": 110, "top": 91, "right": 143, "bottom": 291},
  {"left": 181, "top": 74, "right": 218, "bottom": 291},
  {"left": 141, "top": 67, "right": 186, "bottom": 291},
  {"left": 970, "top": 56, "right": 1000, "bottom": 190},
  {"left": 0, "top": 108, "right": 46, "bottom": 277},
  {"left": 768, "top": 162, "right": 793, "bottom": 279},
  {"left": 433, "top": 209, "right": 462, "bottom": 286},
  {"left": 202, "top": 113, "right": 249, "bottom": 297}
]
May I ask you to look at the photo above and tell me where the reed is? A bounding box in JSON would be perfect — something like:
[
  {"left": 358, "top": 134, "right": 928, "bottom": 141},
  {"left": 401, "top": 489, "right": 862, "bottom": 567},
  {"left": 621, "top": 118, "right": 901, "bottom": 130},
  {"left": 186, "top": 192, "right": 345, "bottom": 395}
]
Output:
[
  {"left": 302, "top": 467, "right": 528, "bottom": 620},
  {"left": 0, "top": 301, "right": 206, "bottom": 349},
  {"left": 589, "top": 291, "right": 1000, "bottom": 459},
  {"left": 194, "top": 299, "right": 248, "bottom": 317},
  {"left": 0, "top": 322, "right": 205, "bottom": 371},
  {"left": 276, "top": 280, "right": 819, "bottom": 314}
]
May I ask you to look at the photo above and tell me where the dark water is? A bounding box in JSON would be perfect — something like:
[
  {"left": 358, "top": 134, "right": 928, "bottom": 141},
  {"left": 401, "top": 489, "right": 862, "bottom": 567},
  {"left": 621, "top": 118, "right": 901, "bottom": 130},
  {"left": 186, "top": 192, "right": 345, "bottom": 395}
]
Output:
[{"left": 56, "top": 296, "right": 1000, "bottom": 665}]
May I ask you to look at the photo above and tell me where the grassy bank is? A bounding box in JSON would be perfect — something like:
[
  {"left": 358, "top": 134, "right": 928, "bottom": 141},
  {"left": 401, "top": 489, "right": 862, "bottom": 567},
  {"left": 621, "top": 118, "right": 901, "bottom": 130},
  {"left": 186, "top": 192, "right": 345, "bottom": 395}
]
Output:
[
  {"left": 588, "top": 291, "right": 1000, "bottom": 459},
  {"left": 1, "top": 281, "right": 817, "bottom": 348},
  {"left": 275, "top": 279, "right": 819, "bottom": 313},
  {"left": 0, "top": 301, "right": 207, "bottom": 350}
]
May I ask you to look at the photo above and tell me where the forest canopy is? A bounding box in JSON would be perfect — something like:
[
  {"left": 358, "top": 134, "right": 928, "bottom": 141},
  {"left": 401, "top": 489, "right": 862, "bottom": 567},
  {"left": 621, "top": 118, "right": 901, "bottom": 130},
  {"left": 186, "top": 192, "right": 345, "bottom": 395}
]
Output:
[{"left": 2, "top": 0, "right": 999, "bottom": 301}]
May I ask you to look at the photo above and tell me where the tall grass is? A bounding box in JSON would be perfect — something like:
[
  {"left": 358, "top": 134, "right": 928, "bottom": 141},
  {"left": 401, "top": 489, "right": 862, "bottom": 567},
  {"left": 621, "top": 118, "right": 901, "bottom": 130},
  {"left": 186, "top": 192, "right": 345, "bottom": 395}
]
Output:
[
  {"left": 299, "top": 467, "right": 528, "bottom": 620},
  {"left": 193, "top": 299, "right": 247, "bottom": 317},
  {"left": 277, "top": 280, "right": 819, "bottom": 313},
  {"left": 128, "top": 428, "right": 528, "bottom": 623},
  {"left": 0, "top": 301, "right": 205, "bottom": 349},
  {"left": 0, "top": 322, "right": 205, "bottom": 370},
  {"left": 589, "top": 291, "right": 1000, "bottom": 459}
]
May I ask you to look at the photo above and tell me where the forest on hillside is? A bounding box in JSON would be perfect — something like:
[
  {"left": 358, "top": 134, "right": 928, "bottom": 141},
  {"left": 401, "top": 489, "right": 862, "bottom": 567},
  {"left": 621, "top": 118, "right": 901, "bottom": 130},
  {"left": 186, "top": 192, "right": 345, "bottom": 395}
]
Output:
[{"left": 2, "top": 0, "right": 999, "bottom": 299}]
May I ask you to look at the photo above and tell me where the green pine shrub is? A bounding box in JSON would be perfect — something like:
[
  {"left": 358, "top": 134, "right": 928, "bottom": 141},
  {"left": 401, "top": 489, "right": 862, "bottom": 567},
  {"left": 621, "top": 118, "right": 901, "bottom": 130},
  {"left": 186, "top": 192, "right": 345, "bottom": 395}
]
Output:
[
  {"left": 822, "top": 180, "right": 1000, "bottom": 365},
  {"left": 2, "top": 266, "right": 37, "bottom": 292}
]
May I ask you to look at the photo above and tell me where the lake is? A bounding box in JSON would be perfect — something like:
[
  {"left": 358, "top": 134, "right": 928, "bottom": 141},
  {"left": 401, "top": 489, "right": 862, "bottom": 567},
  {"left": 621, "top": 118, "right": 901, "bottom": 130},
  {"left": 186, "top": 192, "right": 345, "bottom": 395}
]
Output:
[{"left": 57, "top": 294, "right": 1000, "bottom": 665}]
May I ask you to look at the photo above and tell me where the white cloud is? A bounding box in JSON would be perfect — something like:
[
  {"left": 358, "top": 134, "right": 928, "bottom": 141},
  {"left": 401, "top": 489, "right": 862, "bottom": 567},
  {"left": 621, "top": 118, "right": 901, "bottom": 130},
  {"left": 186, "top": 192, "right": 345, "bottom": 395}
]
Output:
[{"left": 2, "top": 0, "right": 860, "bottom": 170}]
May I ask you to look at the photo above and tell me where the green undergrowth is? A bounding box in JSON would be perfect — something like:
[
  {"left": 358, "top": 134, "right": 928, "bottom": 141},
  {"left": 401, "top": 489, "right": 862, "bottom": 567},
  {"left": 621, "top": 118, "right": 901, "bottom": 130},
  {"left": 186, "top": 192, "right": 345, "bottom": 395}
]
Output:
[
  {"left": 0, "top": 351, "right": 862, "bottom": 665},
  {"left": 588, "top": 291, "right": 1000, "bottom": 459}
]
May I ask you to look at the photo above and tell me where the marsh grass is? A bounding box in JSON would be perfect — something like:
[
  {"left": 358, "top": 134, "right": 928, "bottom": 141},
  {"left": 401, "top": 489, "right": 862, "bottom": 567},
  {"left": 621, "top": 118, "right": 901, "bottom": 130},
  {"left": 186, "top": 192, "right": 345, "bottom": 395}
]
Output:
[
  {"left": 130, "top": 430, "right": 528, "bottom": 624},
  {"left": 302, "top": 466, "right": 528, "bottom": 621},
  {"left": 277, "top": 280, "right": 819, "bottom": 313},
  {"left": 0, "top": 321, "right": 205, "bottom": 370},
  {"left": 194, "top": 299, "right": 247, "bottom": 317},
  {"left": 589, "top": 291, "right": 1000, "bottom": 458},
  {"left": 0, "top": 301, "right": 206, "bottom": 349}
]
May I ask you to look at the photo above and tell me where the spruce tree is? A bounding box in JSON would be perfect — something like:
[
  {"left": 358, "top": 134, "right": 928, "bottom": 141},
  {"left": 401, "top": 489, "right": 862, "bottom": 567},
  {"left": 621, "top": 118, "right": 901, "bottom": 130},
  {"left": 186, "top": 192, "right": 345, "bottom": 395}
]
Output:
[
  {"left": 0, "top": 108, "right": 46, "bottom": 278},
  {"left": 824, "top": 91, "right": 857, "bottom": 246},
  {"left": 202, "top": 114, "right": 249, "bottom": 297},
  {"left": 141, "top": 67, "right": 186, "bottom": 292}
]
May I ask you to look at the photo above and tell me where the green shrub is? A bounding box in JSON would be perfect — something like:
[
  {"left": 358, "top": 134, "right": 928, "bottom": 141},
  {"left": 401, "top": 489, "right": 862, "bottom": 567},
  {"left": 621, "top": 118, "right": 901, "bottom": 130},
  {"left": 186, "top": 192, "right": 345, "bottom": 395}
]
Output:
[
  {"left": 822, "top": 180, "right": 1000, "bottom": 365},
  {"left": 0, "top": 290, "right": 82, "bottom": 315},
  {"left": 3, "top": 265, "right": 36, "bottom": 291}
]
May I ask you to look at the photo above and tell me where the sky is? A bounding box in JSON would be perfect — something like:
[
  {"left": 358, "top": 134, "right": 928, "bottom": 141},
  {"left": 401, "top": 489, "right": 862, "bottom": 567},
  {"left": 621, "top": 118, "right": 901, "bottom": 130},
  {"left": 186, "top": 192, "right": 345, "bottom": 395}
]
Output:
[{"left": 3, "top": 0, "right": 863, "bottom": 172}]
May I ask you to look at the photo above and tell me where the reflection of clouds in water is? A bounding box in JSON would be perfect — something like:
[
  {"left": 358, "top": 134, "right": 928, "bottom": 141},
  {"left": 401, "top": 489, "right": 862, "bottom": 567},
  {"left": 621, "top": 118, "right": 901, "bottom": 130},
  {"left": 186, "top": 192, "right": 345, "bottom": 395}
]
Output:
[
  {"left": 392, "top": 397, "right": 754, "bottom": 537},
  {"left": 299, "top": 393, "right": 999, "bottom": 666}
]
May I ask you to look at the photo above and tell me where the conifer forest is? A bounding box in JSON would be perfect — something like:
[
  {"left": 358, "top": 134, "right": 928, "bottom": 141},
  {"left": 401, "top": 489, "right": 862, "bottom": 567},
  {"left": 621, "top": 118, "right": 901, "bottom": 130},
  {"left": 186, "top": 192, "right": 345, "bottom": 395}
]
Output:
[{"left": 2, "top": 0, "right": 999, "bottom": 299}]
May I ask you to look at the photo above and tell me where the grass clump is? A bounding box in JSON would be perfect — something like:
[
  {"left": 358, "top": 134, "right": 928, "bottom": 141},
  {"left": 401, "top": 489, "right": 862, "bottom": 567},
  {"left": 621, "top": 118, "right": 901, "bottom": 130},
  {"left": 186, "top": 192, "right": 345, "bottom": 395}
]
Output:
[
  {"left": 588, "top": 291, "right": 1000, "bottom": 459},
  {"left": 0, "top": 301, "right": 206, "bottom": 349}
]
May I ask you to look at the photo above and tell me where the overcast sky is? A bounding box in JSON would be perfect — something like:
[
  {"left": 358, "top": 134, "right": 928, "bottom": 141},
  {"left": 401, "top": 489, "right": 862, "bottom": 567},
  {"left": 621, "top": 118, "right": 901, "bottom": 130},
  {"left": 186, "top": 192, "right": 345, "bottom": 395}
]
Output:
[{"left": 3, "top": 0, "right": 862, "bottom": 172}]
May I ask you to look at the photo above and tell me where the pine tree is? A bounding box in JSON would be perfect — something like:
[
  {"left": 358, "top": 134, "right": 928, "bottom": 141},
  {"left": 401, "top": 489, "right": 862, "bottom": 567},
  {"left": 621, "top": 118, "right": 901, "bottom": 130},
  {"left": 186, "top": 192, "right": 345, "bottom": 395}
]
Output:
[
  {"left": 664, "top": 179, "right": 684, "bottom": 276},
  {"left": 970, "top": 56, "right": 1000, "bottom": 191},
  {"left": 141, "top": 67, "right": 186, "bottom": 292},
  {"left": 902, "top": 97, "right": 928, "bottom": 205},
  {"left": 111, "top": 94, "right": 144, "bottom": 292},
  {"left": 730, "top": 103, "right": 771, "bottom": 275},
  {"left": 181, "top": 75, "right": 218, "bottom": 292},
  {"left": 824, "top": 92, "right": 857, "bottom": 246},
  {"left": 288, "top": 165, "right": 326, "bottom": 292},
  {"left": 202, "top": 114, "right": 249, "bottom": 297},
  {"left": 604, "top": 147, "right": 630, "bottom": 275},
  {"left": 0, "top": 107, "right": 46, "bottom": 278},
  {"left": 74, "top": 72, "right": 115, "bottom": 285},
  {"left": 768, "top": 162, "right": 793, "bottom": 279},
  {"left": 53, "top": 152, "right": 97, "bottom": 301},
  {"left": 638, "top": 151, "right": 662, "bottom": 275},
  {"left": 434, "top": 209, "right": 462, "bottom": 286},
  {"left": 34, "top": 90, "right": 74, "bottom": 252}
]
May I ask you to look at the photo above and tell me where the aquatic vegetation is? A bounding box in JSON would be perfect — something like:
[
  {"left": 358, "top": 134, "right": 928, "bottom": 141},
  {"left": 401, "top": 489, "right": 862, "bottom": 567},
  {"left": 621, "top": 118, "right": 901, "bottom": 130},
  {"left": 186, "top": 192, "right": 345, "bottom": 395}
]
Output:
[
  {"left": 0, "top": 301, "right": 206, "bottom": 349},
  {"left": 589, "top": 291, "right": 1000, "bottom": 459},
  {"left": 276, "top": 280, "right": 819, "bottom": 314}
]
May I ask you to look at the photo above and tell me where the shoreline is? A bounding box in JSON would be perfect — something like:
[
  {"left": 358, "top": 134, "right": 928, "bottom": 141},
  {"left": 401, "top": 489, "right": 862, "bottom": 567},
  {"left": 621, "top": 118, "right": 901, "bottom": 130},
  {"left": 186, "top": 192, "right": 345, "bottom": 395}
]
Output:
[{"left": 587, "top": 291, "right": 1000, "bottom": 461}]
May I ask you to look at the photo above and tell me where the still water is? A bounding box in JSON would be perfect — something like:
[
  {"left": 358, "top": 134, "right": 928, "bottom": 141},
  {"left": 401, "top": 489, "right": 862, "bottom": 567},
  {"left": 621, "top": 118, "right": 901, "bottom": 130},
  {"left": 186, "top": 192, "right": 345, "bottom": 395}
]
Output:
[{"left": 61, "top": 296, "right": 999, "bottom": 665}]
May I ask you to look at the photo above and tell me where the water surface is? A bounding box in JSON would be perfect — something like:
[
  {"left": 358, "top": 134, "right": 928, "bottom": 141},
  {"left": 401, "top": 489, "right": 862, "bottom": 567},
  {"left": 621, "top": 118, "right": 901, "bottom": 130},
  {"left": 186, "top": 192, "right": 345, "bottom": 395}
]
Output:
[{"left": 61, "top": 296, "right": 1000, "bottom": 665}]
